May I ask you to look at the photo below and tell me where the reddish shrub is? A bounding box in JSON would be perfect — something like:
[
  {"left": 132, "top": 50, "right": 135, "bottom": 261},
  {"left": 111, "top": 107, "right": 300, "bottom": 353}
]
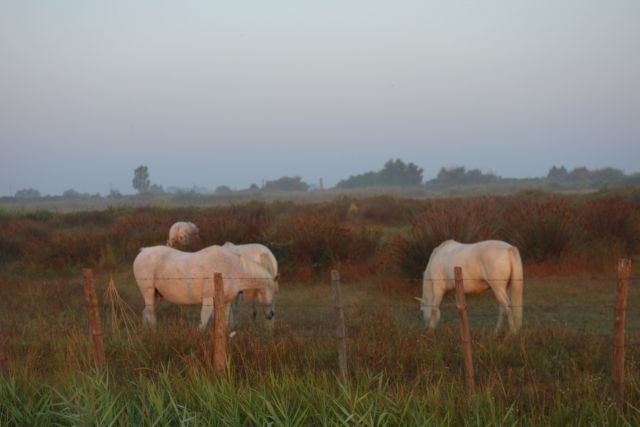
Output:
[
  {"left": 579, "top": 197, "right": 640, "bottom": 256},
  {"left": 0, "top": 219, "right": 53, "bottom": 262},
  {"left": 271, "top": 213, "right": 380, "bottom": 278},
  {"left": 359, "top": 196, "right": 422, "bottom": 225},
  {"left": 197, "top": 203, "right": 273, "bottom": 245},
  {"left": 391, "top": 200, "right": 495, "bottom": 279},
  {"left": 32, "top": 228, "right": 109, "bottom": 269},
  {"left": 501, "top": 197, "right": 581, "bottom": 262},
  {"left": 108, "top": 208, "right": 173, "bottom": 261}
]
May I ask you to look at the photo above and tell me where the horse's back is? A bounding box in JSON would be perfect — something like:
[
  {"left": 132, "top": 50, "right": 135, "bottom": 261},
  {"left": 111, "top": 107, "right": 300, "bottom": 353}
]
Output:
[
  {"left": 134, "top": 245, "right": 241, "bottom": 304},
  {"left": 425, "top": 240, "right": 516, "bottom": 285},
  {"left": 133, "top": 246, "right": 173, "bottom": 280},
  {"left": 223, "top": 242, "right": 278, "bottom": 277}
]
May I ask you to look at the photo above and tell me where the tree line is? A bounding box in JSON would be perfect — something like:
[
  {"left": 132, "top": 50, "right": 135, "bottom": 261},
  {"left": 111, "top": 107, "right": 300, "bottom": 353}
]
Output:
[{"left": 8, "top": 160, "right": 640, "bottom": 199}]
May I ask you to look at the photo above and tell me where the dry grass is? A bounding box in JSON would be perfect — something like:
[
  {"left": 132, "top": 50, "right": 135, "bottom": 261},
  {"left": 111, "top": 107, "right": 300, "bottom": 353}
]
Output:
[
  {"left": 2, "top": 192, "right": 640, "bottom": 424},
  {"left": 2, "top": 269, "right": 640, "bottom": 424}
]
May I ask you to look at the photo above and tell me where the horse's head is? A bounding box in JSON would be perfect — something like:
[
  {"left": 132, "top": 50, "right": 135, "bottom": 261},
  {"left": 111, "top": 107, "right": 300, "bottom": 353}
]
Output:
[
  {"left": 256, "top": 276, "right": 277, "bottom": 320},
  {"left": 255, "top": 254, "right": 278, "bottom": 320},
  {"left": 244, "top": 274, "right": 278, "bottom": 320},
  {"left": 415, "top": 297, "right": 429, "bottom": 329}
]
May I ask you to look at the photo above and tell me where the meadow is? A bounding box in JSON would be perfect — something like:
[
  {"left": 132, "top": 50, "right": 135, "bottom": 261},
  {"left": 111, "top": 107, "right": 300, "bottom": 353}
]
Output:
[{"left": 1, "top": 190, "right": 640, "bottom": 425}]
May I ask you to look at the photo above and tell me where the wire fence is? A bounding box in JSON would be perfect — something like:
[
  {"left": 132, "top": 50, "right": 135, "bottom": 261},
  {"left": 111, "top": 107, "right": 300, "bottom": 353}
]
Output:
[{"left": 1, "top": 273, "right": 638, "bottom": 337}]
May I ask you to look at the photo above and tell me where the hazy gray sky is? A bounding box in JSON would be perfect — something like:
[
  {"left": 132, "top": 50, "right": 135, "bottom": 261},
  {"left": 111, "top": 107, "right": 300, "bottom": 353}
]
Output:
[{"left": 1, "top": 1, "right": 639, "bottom": 195}]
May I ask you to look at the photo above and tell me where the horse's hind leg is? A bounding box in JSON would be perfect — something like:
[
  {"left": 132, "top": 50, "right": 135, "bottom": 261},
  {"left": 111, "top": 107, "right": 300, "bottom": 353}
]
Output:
[
  {"left": 491, "top": 284, "right": 515, "bottom": 334},
  {"left": 199, "top": 297, "right": 214, "bottom": 331},
  {"left": 495, "top": 303, "right": 506, "bottom": 332},
  {"left": 142, "top": 288, "right": 157, "bottom": 330}
]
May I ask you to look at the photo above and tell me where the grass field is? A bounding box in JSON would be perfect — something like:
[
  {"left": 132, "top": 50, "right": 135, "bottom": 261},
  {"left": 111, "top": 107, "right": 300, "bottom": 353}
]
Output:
[
  {"left": 2, "top": 267, "right": 640, "bottom": 425},
  {"left": 1, "top": 193, "right": 639, "bottom": 424}
]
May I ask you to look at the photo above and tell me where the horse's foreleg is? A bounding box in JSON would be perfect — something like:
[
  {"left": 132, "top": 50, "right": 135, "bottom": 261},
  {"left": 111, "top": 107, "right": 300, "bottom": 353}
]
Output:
[
  {"left": 495, "top": 304, "right": 506, "bottom": 332},
  {"left": 199, "top": 297, "right": 214, "bottom": 331},
  {"left": 428, "top": 285, "right": 445, "bottom": 331},
  {"left": 142, "top": 288, "right": 157, "bottom": 330},
  {"left": 228, "top": 293, "right": 242, "bottom": 332}
]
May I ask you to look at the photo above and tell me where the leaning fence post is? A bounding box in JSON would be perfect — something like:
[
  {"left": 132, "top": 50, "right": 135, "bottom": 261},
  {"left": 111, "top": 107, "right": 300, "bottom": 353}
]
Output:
[
  {"left": 331, "top": 270, "right": 348, "bottom": 383},
  {"left": 212, "top": 272, "right": 228, "bottom": 377},
  {"left": 454, "top": 266, "right": 475, "bottom": 398},
  {"left": 82, "top": 268, "right": 105, "bottom": 365},
  {"left": 613, "top": 258, "right": 631, "bottom": 410}
]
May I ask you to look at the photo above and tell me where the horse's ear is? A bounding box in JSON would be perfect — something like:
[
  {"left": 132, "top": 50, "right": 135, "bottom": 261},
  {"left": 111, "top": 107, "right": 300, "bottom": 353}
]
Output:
[{"left": 244, "top": 289, "right": 257, "bottom": 301}]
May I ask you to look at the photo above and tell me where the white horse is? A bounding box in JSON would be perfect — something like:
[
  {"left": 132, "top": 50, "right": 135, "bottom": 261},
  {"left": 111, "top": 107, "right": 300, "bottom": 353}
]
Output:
[
  {"left": 167, "top": 222, "right": 200, "bottom": 248},
  {"left": 133, "top": 245, "right": 278, "bottom": 330},
  {"left": 418, "top": 240, "right": 523, "bottom": 334},
  {"left": 223, "top": 242, "right": 279, "bottom": 329}
]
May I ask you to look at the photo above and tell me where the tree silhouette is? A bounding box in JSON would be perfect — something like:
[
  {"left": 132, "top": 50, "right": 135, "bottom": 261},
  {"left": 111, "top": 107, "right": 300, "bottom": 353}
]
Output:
[
  {"left": 264, "top": 176, "right": 310, "bottom": 192},
  {"left": 336, "top": 158, "right": 423, "bottom": 188},
  {"left": 132, "top": 165, "right": 150, "bottom": 193}
]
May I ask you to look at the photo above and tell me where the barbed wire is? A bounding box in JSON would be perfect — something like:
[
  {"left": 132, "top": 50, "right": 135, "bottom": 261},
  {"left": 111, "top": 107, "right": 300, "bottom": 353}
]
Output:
[
  {"left": 127, "top": 276, "right": 640, "bottom": 282},
  {"left": 134, "top": 276, "right": 275, "bottom": 281},
  {"left": 375, "top": 276, "right": 640, "bottom": 282}
]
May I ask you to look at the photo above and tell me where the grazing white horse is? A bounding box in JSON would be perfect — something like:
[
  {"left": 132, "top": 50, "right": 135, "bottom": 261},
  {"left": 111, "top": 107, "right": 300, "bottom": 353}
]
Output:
[
  {"left": 133, "top": 245, "right": 277, "bottom": 330},
  {"left": 167, "top": 222, "right": 200, "bottom": 248},
  {"left": 418, "top": 240, "right": 523, "bottom": 334},
  {"left": 223, "top": 242, "right": 279, "bottom": 329}
]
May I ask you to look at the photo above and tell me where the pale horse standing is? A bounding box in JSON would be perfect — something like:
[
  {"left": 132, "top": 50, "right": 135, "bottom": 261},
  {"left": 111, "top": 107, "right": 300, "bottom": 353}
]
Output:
[
  {"left": 223, "top": 242, "right": 279, "bottom": 329},
  {"left": 418, "top": 240, "right": 524, "bottom": 334},
  {"left": 133, "top": 245, "right": 278, "bottom": 330}
]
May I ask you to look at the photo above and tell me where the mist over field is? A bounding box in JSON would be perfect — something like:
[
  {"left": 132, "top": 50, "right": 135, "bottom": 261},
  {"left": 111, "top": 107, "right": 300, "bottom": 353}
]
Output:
[{"left": 1, "top": 1, "right": 639, "bottom": 195}]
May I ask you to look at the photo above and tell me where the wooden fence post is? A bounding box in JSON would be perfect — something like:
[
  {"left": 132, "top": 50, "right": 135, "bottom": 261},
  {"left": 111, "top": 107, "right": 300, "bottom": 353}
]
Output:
[
  {"left": 331, "top": 270, "right": 348, "bottom": 383},
  {"left": 454, "top": 266, "right": 475, "bottom": 398},
  {"left": 0, "top": 324, "right": 6, "bottom": 374},
  {"left": 613, "top": 258, "right": 631, "bottom": 410},
  {"left": 82, "top": 268, "right": 105, "bottom": 365},
  {"left": 213, "top": 273, "right": 228, "bottom": 377}
]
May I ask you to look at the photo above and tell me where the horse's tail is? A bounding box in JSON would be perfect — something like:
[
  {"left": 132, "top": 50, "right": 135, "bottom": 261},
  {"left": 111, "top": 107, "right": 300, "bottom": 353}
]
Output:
[{"left": 509, "top": 246, "right": 524, "bottom": 332}]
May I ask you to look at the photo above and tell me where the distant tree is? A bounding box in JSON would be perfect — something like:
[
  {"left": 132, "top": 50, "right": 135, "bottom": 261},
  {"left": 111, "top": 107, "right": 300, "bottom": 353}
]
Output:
[
  {"left": 148, "top": 184, "right": 164, "bottom": 195},
  {"left": 14, "top": 188, "right": 41, "bottom": 199},
  {"left": 336, "top": 171, "right": 380, "bottom": 189},
  {"left": 264, "top": 176, "right": 310, "bottom": 192},
  {"left": 432, "top": 166, "right": 497, "bottom": 185},
  {"left": 624, "top": 172, "right": 640, "bottom": 185},
  {"left": 435, "top": 166, "right": 466, "bottom": 183},
  {"left": 591, "top": 167, "right": 625, "bottom": 185},
  {"left": 132, "top": 165, "right": 150, "bottom": 193},
  {"left": 336, "top": 158, "right": 424, "bottom": 189},
  {"left": 547, "top": 165, "right": 568, "bottom": 181},
  {"left": 62, "top": 189, "right": 86, "bottom": 198},
  {"left": 215, "top": 185, "right": 232, "bottom": 194},
  {"left": 108, "top": 189, "right": 123, "bottom": 199},
  {"left": 567, "top": 166, "right": 591, "bottom": 181},
  {"left": 379, "top": 159, "right": 424, "bottom": 186},
  {"left": 248, "top": 183, "right": 260, "bottom": 191}
]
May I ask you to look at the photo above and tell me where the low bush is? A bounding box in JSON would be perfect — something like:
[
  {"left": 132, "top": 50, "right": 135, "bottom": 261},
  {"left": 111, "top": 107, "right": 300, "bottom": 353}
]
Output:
[{"left": 391, "top": 200, "right": 495, "bottom": 278}]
